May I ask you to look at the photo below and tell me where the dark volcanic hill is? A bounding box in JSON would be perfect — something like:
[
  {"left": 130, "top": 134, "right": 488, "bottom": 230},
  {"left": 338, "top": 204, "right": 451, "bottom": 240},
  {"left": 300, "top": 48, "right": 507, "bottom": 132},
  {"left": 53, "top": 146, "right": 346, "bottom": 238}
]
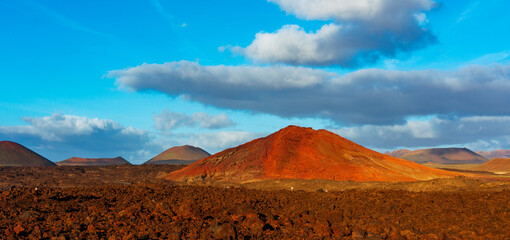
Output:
[
  {"left": 385, "top": 149, "right": 412, "bottom": 158},
  {"left": 57, "top": 157, "right": 131, "bottom": 166},
  {"left": 0, "top": 141, "right": 56, "bottom": 166},
  {"left": 166, "top": 126, "right": 458, "bottom": 183},
  {"left": 470, "top": 158, "right": 510, "bottom": 174},
  {"left": 399, "top": 148, "right": 488, "bottom": 164},
  {"left": 144, "top": 145, "right": 210, "bottom": 165},
  {"left": 476, "top": 150, "right": 510, "bottom": 160}
]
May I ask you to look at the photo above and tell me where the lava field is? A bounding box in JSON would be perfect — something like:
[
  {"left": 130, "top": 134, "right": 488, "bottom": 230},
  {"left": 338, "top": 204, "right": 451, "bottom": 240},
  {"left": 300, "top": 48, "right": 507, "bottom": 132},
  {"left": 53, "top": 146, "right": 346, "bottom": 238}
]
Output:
[{"left": 0, "top": 166, "right": 509, "bottom": 239}]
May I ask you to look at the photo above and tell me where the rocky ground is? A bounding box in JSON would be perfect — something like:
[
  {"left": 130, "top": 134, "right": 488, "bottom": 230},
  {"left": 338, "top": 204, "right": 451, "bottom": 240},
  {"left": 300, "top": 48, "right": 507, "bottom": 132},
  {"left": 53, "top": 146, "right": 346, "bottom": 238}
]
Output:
[
  {"left": 0, "top": 165, "right": 185, "bottom": 188},
  {"left": 0, "top": 165, "right": 509, "bottom": 239}
]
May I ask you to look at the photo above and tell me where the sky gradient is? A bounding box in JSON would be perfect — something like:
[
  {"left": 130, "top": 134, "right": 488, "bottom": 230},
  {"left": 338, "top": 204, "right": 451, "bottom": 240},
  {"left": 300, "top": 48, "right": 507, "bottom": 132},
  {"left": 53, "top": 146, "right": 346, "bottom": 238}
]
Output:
[{"left": 1, "top": 0, "right": 510, "bottom": 163}]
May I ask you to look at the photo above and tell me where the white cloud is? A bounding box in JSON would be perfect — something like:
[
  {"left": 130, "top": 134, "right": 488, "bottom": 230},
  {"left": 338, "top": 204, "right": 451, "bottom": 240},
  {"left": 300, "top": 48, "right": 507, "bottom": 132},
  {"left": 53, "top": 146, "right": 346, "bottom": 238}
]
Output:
[
  {"left": 268, "top": 0, "right": 435, "bottom": 22},
  {"left": 172, "top": 131, "right": 262, "bottom": 154},
  {"left": 0, "top": 114, "right": 151, "bottom": 161},
  {"left": 153, "top": 109, "right": 235, "bottom": 130},
  {"left": 332, "top": 116, "right": 510, "bottom": 151},
  {"left": 110, "top": 61, "right": 510, "bottom": 125},
  {"left": 244, "top": 24, "right": 350, "bottom": 66},
  {"left": 192, "top": 112, "right": 235, "bottom": 129},
  {"left": 111, "top": 61, "right": 330, "bottom": 92},
  {"left": 239, "top": 0, "right": 437, "bottom": 67},
  {"left": 16, "top": 114, "right": 123, "bottom": 141}
]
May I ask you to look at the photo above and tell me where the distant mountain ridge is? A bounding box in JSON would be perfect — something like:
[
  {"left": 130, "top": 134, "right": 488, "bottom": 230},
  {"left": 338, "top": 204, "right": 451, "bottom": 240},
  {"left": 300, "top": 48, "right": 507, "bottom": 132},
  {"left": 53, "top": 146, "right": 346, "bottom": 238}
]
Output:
[
  {"left": 385, "top": 149, "right": 411, "bottom": 158},
  {"left": 476, "top": 150, "right": 510, "bottom": 160},
  {"left": 167, "top": 126, "right": 458, "bottom": 182},
  {"left": 393, "top": 148, "right": 487, "bottom": 164},
  {"left": 57, "top": 157, "right": 131, "bottom": 166},
  {"left": 144, "top": 145, "right": 210, "bottom": 165},
  {"left": 0, "top": 141, "right": 56, "bottom": 166}
]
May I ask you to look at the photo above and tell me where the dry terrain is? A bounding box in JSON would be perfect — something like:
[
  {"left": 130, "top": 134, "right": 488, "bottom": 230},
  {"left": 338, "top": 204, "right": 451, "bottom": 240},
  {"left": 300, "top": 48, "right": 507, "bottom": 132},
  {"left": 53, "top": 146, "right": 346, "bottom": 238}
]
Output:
[{"left": 1, "top": 165, "right": 510, "bottom": 239}]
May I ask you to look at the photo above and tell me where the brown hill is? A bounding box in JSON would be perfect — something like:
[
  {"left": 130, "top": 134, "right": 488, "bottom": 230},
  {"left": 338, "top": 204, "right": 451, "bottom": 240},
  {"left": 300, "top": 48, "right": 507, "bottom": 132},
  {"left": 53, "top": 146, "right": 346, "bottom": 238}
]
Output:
[
  {"left": 166, "top": 126, "right": 458, "bottom": 183},
  {"left": 0, "top": 141, "right": 56, "bottom": 166},
  {"left": 400, "top": 148, "right": 488, "bottom": 164},
  {"left": 57, "top": 157, "right": 131, "bottom": 166},
  {"left": 476, "top": 150, "right": 510, "bottom": 160},
  {"left": 470, "top": 158, "right": 510, "bottom": 174},
  {"left": 144, "top": 145, "right": 210, "bottom": 165},
  {"left": 385, "top": 149, "right": 412, "bottom": 158}
]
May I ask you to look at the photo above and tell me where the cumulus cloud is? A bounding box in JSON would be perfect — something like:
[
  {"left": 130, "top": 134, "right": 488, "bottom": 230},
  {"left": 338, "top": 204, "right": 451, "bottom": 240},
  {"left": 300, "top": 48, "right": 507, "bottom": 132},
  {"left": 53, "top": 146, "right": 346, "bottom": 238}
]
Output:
[
  {"left": 0, "top": 114, "right": 151, "bottom": 161},
  {"left": 153, "top": 110, "right": 235, "bottom": 130},
  {"left": 110, "top": 61, "right": 510, "bottom": 125},
  {"left": 332, "top": 116, "right": 510, "bottom": 151},
  {"left": 238, "top": 0, "right": 437, "bottom": 67},
  {"left": 169, "top": 131, "right": 262, "bottom": 154},
  {"left": 112, "top": 61, "right": 330, "bottom": 92},
  {"left": 268, "top": 0, "right": 435, "bottom": 22}
]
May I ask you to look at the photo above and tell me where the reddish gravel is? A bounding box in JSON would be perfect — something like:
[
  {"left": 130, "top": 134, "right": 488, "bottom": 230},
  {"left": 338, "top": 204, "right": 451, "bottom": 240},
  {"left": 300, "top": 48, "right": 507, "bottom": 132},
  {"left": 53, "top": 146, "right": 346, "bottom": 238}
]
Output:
[
  {"left": 0, "top": 165, "right": 509, "bottom": 239},
  {"left": 1, "top": 184, "right": 510, "bottom": 239}
]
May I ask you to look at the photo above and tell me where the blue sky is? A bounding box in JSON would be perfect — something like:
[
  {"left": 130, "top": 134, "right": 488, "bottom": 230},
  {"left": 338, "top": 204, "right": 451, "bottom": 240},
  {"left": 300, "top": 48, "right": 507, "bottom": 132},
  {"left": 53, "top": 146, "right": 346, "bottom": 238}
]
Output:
[{"left": 1, "top": 0, "right": 510, "bottom": 163}]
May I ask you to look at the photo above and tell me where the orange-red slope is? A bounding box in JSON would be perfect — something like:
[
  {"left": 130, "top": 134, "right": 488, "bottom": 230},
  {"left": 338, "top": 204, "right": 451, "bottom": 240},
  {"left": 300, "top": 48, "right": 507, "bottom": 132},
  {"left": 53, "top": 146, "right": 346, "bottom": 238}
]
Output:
[
  {"left": 57, "top": 157, "right": 131, "bottom": 166},
  {"left": 470, "top": 158, "right": 510, "bottom": 173},
  {"left": 0, "top": 141, "right": 56, "bottom": 166},
  {"left": 167, "top": 126, "right": 458, "bottom": 182}
]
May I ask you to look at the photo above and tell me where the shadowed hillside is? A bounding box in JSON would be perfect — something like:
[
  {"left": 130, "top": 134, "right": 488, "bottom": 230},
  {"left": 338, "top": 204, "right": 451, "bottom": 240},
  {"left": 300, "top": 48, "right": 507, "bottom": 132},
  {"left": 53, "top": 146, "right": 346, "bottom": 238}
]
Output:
[
  {"left": 399, "top": 148, "right": 487, "bottom": 164},
  {"left": 0, "top": 141, "right": 55, "bottom": 167},
  {"left": 57, "top": 157, "right": 131, "bottom": 166},
  {"left": 144, "top": 145, "right": 210, "bottom": 165}
]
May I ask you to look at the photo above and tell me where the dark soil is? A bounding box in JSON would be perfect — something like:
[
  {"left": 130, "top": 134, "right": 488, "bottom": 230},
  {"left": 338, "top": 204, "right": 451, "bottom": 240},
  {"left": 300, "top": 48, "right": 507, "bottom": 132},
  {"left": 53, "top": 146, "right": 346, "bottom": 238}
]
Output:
[
  {"left": 0, "top": 165, "right": 185, "bottom": 188},
  {"left": 0, "top": 166, "right": 509, "bottom": 239}
]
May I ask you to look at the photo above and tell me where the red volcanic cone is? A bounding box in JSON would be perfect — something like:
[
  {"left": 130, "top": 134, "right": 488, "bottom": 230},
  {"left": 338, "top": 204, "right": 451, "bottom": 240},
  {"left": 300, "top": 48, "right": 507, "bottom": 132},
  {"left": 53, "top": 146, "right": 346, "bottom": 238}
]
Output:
[{"left": 167, "top": 126, "right": 458, "bottom": 182}]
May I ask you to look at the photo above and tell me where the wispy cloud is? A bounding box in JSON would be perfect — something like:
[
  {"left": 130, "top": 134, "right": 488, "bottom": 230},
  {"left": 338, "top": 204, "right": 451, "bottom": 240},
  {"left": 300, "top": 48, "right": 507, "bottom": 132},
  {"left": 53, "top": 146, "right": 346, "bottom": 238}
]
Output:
[
  {"left": 150, "top": 0, "right": 186, "bottom": 29},
  {"left": 154, "top": 110, "right": 236, "bottom": 131},
  {"left": 468, "top": 51, "right": 510, "bottom": 65},
  {"left": 19, "top": 0, "right": 108, "bottom": 36},
  {"left": 456, "top": 0, "right": 480, "bottom": 23}
]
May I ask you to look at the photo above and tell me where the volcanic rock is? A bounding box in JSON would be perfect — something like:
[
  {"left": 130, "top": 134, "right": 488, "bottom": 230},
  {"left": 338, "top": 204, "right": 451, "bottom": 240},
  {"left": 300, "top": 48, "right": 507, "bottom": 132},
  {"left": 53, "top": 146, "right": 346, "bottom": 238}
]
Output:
[
  {"left": 0, "top": 141, "right": 56, "bottom": 166},
  {"left": 476, "top": 150, "right": 510, "bottom": 160},
  {"left": 144, "top": 145, "right": 210, "bottom": 165},
  {"left": 399, "top": 148, "right": 487, "bottom": 164},
  {"left": 166, "top": 126, "right": 458, "bottom": 182},
  {"left": 57, "top": 157, "right": 131, "bottom": 166},
  {"left": 469, "top": 158, "right": 510, "bottom": 174}
]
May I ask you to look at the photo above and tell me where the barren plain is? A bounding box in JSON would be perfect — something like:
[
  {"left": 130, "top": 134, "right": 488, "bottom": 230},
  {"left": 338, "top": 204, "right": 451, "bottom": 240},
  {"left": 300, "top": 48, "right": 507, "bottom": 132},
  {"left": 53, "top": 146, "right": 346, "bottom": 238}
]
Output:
[{"left": 1, "top": 165, "right": 510, "bottom": 239}]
